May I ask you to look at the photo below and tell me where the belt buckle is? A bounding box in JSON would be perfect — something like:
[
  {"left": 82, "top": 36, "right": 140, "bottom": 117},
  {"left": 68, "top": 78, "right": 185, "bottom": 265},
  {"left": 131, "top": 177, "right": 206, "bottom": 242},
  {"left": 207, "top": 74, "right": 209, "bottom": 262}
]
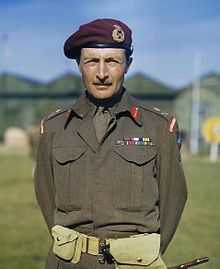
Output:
[
  {"left": 98, "top": 239, "right": 114, "bottom": 265},
  {"left": 98, "top": 239, "right": 106, "bottom": 264}
]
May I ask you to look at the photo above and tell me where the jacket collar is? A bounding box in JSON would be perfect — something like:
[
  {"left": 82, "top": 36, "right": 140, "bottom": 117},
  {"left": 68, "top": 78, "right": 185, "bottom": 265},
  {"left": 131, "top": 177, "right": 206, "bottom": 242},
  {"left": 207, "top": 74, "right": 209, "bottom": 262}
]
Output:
[
  {"left": 64, "top": 88, "right": 142, "bottom": 127},
  {"left": 115, "top": 89, "right": 142, "bottom": 126}
]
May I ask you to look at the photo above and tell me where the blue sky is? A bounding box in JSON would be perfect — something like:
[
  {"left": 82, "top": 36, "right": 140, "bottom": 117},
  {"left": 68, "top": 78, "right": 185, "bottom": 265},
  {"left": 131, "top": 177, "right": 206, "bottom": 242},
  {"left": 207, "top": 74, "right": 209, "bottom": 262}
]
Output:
[{"left": 0, "top": 0, "right": 220, "bottom": 88}]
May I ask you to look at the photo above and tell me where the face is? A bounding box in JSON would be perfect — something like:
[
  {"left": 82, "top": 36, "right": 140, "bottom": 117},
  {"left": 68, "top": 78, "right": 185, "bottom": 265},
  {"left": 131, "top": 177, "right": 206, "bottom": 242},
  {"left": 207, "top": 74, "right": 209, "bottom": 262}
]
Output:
[{"left": 78, "top": 48, "right": 131, "bottom": 99}]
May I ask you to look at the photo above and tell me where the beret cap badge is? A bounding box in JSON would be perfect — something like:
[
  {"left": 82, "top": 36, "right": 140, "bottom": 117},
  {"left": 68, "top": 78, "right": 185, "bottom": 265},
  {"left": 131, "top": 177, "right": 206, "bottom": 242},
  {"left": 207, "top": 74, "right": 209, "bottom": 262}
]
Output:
[{"left": 112, "top": 25, "right": 125, "bottom": 43}]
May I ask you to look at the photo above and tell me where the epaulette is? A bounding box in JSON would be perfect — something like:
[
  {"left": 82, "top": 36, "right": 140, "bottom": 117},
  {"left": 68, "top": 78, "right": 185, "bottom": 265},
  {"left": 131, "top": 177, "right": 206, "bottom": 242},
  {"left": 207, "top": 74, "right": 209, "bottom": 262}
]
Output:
[
  {"left": 139, "top": 104, "right": 181, "bottom": 156},
  {"left": 40, "top": 108, "right": 70, "bottom": 134},
  {"left": 138, "top": 104, "right": 177, "bottom": 133},
  {"left": 138, "top": 104, "right": 170, "bottom": 120}
]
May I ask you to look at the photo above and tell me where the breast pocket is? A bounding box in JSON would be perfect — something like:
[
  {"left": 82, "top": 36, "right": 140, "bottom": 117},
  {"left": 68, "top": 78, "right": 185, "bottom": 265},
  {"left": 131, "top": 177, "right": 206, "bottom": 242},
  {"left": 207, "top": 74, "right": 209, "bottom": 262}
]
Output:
[
  {"left": 53, "top": 147, "right": 87, "bottom": 211},
  {"left": 113, "top": 146, "right": 158, "bottom": 210}
]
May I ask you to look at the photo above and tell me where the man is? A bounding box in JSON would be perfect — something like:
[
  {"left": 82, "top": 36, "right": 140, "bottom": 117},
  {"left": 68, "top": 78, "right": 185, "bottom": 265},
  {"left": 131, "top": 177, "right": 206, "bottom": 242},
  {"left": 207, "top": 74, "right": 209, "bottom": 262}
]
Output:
[{"left": 34, "top": 18, "right": 187, "bottom": 269}]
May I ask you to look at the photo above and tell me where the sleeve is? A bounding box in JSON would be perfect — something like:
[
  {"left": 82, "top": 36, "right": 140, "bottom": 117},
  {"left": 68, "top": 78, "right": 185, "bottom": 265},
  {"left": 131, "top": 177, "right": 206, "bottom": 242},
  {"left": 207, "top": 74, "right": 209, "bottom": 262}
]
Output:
[
  {"left": 159, "top": 120, "right": 187, "bottom": 254},
  {"left": 34, "top": 127, "right": 55, "bottom": 231}
]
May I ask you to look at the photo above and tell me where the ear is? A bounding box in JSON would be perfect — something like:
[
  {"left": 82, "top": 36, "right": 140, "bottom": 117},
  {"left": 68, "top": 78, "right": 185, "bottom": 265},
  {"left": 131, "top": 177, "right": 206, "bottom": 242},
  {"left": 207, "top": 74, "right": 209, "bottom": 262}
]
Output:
[
  {"left": 77, "top": 59, "right": 82, "bottom": 74},
  {"left": 75, "top": 51, "right": 82, "bottom": 72},
  {"left": 125, "top": 57, "right": 132, "bottom": 74}
]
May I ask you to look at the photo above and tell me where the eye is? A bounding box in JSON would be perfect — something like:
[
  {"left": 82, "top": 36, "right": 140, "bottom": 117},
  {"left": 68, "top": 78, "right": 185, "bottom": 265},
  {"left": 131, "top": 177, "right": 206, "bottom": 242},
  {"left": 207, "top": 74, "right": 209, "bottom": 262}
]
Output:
[
  {"left": 106, "top": 59, "right": 122, "bottom": 67},
  {"left": 84, "top": 59, "right": 99, "bottom": 64},
  {"left": 106, "top": 58, "right": 119, "bottom": 63}
]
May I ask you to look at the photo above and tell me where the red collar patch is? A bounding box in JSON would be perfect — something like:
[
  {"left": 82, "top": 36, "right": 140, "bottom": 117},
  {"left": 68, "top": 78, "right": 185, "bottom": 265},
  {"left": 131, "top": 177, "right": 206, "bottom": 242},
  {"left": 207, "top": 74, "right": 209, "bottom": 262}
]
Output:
[{"left": 130, "top": 105, "right": 141, "bottom": 122}]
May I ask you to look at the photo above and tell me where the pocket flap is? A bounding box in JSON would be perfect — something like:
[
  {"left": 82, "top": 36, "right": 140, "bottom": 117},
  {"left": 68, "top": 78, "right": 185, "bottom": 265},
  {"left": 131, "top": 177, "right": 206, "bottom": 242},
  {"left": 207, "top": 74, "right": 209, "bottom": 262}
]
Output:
[
  {"left": 53, "top": 147, "right": 87, "bottom": 164},
  {"left": 51, "top": 225, "right": 78, "bottom": 246},
  {"left": 110, "top": 233, "right": 160, "bottom": 266},
  {"left": 113, "top": 146, "right": 157, "bottom": 165}
]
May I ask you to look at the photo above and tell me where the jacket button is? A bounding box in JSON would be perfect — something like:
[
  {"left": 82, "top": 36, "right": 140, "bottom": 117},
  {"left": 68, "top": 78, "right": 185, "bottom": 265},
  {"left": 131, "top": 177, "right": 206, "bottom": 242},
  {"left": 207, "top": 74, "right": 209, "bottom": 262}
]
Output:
[{"left": 137, "top": 257, "right": 142, "bottom": 262}]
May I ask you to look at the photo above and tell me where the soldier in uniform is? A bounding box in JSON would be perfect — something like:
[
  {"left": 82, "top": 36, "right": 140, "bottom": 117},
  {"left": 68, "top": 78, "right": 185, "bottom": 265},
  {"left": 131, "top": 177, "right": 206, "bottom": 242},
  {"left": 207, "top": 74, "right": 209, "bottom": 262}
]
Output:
[{"left": 34, "top": 18, "right": 187, "bottom": 269}]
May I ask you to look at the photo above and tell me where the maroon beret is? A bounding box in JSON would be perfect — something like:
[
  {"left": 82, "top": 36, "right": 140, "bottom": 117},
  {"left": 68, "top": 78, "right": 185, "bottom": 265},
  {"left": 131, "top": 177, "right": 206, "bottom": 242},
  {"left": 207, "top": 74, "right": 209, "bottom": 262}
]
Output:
[{"left": 64, "top": 18, "right": 133, "bottom": 59}]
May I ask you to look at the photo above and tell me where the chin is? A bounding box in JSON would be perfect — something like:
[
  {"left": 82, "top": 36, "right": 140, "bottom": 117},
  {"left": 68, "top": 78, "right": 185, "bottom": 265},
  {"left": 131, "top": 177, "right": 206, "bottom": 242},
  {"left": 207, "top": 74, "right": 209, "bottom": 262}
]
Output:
[
  {"left": 91, "top": 88, "right": 115, "bottom": 100},
  {"left": 94, "top": 93, "right": 113, "bottom": 100}
]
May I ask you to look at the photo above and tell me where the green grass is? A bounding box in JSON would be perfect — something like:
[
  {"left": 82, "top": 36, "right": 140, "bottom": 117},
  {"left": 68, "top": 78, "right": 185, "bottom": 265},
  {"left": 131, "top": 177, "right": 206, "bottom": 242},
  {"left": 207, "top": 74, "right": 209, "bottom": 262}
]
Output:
[
  {"left": 164, "top": 157, "right": 220, "bottom": 269},
  {"left": 0, "top": 154, "right": 219, "bottom": 269},
  {"left": 0, "top": 154, "right": 50, "bottom": 269}
]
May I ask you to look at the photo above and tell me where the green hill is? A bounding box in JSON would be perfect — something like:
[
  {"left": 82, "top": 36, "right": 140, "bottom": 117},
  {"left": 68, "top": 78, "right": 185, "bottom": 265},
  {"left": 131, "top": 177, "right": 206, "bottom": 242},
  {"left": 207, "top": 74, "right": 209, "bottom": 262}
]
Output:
[
  {"left": 198, "top": 72, "right": 220, "bottom": 95},
  {"left": 0, "top": 73, "right": 43, "bottom": 93},
  {"left": 46, "top": 72, "right": 83, "bottom": 93},
  {"left": 124, "top": 72, "right": 174, "bottom": 95},
  {"left": 179, "top": 71, "right": 220, "bottom": 95}
]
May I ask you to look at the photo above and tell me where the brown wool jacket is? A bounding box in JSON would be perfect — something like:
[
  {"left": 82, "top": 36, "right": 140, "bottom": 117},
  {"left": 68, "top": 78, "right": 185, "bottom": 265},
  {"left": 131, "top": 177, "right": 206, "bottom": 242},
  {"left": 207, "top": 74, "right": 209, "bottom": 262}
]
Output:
[{"left": 34, "top": 89, "right": 187, "bottom": 260}]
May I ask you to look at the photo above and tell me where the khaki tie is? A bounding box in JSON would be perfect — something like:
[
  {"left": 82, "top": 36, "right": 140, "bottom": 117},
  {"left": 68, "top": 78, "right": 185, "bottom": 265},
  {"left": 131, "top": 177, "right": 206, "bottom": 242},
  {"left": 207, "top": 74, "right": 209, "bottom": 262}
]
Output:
[{"left": 93, "top": 106, "right": 111, "bottom": 143}]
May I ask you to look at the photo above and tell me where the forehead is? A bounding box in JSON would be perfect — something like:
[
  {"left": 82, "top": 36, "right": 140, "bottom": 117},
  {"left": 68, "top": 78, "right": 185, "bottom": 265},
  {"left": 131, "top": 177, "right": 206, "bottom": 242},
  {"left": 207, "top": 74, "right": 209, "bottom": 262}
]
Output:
[{"left": 81, "top": 48, "right": 126, "bottom": 58}]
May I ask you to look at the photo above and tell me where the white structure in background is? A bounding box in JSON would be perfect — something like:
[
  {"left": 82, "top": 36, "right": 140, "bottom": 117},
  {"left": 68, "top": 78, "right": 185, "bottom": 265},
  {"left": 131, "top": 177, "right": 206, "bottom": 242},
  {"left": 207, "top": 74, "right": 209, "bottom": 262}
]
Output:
[
  {"left": 210, "top": 142, "right": 219, "bottom": 162},
  {"left": 190, "top": 52, "right": 201, "bottom": 155},
  {"left": 4, "top": 127, "right": 30, "bottom": 150}
]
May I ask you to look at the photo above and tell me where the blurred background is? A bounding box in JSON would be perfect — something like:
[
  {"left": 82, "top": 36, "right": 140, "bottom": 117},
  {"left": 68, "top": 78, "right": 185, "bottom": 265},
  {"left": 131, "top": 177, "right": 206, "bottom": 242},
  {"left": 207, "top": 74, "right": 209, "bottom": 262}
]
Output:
[{"left": 0, "top": 1, "right": 219, "bottom": 269}]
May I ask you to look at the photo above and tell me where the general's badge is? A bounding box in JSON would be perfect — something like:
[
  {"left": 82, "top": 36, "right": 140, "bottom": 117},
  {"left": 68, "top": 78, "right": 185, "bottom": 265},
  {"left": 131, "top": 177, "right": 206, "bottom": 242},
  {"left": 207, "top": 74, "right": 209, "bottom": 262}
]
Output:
[{"left": 112, "top": 25, "right": 125, "bottom": 43}]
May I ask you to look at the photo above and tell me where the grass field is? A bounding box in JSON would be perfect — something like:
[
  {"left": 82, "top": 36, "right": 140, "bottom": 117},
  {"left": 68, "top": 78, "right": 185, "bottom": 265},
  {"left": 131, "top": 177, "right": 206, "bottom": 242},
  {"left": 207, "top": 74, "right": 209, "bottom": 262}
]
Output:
[{"left": 0, "top": 153, "right": 219, "bottom": 269}]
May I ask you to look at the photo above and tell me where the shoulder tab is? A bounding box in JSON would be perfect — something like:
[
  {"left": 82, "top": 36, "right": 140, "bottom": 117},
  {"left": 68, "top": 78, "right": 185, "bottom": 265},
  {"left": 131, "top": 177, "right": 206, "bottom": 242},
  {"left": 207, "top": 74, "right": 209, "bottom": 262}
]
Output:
[
  {"left": 45, "top": 108, "right": 68, "bottom": 121},
  {"left": 40, "top": 108, "right": 69, "bottom": 134},
  {"left": 138, "top": 104, "right": 178, "bottom": 133},
  {"left": 138, "top": 104, "right": 181, "bottom": 154},
  {"left": 139, "top": 104, "right": 171, "bottom": 121}
]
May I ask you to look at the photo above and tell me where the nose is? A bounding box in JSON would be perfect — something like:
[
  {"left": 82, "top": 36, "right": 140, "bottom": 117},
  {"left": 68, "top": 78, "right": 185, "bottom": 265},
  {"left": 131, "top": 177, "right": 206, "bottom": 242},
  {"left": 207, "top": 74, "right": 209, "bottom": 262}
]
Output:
[{"left": 96, "top": 61, "right": 109, "bottom": 82}]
